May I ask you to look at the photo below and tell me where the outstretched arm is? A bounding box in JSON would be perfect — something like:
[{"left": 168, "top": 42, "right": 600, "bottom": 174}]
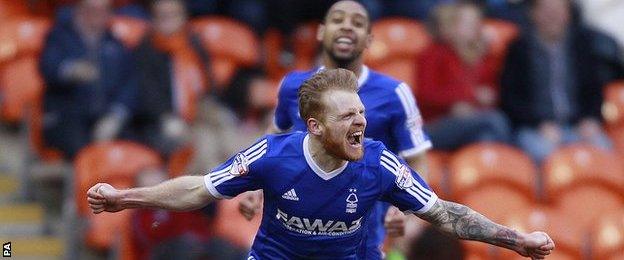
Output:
[
  {"left": 87, "top": 175, "right": 215, "bottom": 213},
  {"left": 418, "top": 199, "right": 555, "bottom": 259}
]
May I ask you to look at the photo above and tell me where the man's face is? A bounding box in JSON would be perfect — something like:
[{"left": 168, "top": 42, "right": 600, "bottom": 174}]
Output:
[
  {"left": 77, "top": 0, "right": 112, "bottom": 33},
  {"left": 317, "top": 1, "right": 371, "bottom": 65},
  {"left": 531, "top": 0, "right": 570, "bottom": 41},
  {"left": 317, "top": 90, "right": 366, "bottom": 161},
  {"left": 153, "top": 0, "right": 187, "bottom": 36}
]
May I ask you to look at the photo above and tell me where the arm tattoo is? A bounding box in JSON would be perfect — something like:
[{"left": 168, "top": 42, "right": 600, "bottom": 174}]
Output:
[{"left": 419, "top": 199, "right": 522, "bottom": 250}]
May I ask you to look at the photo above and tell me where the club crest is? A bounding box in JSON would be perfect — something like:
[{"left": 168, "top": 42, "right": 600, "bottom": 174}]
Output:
[
  {"left": 229, "top": 153, "right": 249, "bottom": 176},
  {"left": 395, "top": 164, "right": 413, "bottom": 189}
]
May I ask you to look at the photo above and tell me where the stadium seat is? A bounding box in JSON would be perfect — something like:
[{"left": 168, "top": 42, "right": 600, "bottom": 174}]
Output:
[
  {"left": 292, "top": 22, "right": 320, "bottom": 71},
  {"left": 542, "top": 144, "right": 624, "bottom": 202},
  {"left": 481, "top": 19, "right": 519, "bottom": 60},
  {"left": 458, "top": 185, "right": 534, "bottom": 223},
  {"left": 74, "top": 141, "right": 163, "bottom": 250},
  {"left": 167, "top": 145, "right": 195, "bottom": 177},
  {"left": 190, "top": 17, "right": 260, "bottom": 90},
  {"left": 425, "top": 150, "right": 449, "bottom": 197},
  {"left": 0, "top": 57, "right": 44, "bottom": 123},
  {"left": 0, "top": 0, "right": 29, "bottom": 21},
  {"left": 263, "top": 28, "right": 289, "bottom": 80},
  {"left": 0, "top": 16, "right": 52, "bottom": 64},
  {"left": 365, "top": 18, "right": 431, "bottom": 89},
  {"left": 592, "top": 209, "right": 624, "bottom": 260},
  {"left": 213, "top": 194, "right": 261, "bottom": 249},
  {"left": 602, "top": 80, "right": 624, "bottom": 128},
  {"left": 109, "top": 15, "right": 149, "bottom": 49},
  {"left": 448, "top": 142, "right": 538, "bottom": 200}
]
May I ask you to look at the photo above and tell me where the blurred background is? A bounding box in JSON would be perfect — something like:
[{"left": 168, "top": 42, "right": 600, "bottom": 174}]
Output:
[{"left": 0, "top": 0, "right": 622, "bottom": 259}]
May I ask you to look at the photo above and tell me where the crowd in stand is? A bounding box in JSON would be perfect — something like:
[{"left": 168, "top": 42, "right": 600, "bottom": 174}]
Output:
[{"left": 0, "top": 0, "right": 623, "bottom": 259}]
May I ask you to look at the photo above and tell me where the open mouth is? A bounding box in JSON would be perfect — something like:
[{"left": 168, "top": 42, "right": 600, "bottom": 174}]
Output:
[
  {"left": 347, "top": 131, "right": 363, "bottom": 147},
  {"left": 335, "top": 36, "right": 355, "bottom": 49}
]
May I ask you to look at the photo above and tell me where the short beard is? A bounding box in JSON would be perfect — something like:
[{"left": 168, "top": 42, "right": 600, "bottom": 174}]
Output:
[
  {"left": 321, "top": 129, "right": 362, "bottom": 161},
  {"left": 327, "top": 48, "right": 362, "bottom": 69}
]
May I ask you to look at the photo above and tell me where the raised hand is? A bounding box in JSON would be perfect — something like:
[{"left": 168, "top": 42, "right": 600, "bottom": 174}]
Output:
[{"left": 87, "top": 183, "right": 124, "bottom": 214}]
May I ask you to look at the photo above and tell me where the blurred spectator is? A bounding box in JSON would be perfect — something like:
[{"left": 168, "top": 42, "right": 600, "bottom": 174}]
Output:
[
  {"left": 500, "top": 0, "right": 623, "bottom": 163},
  {"left": 417, "top": 1, "right": 511, "bottom": 151},
  {"left": 39, "top": 0, "right": 138, "bottom": 159},
  {"left": 221, "top": 67, "right": 274, "bottom": 123},
  {"left": 131, "top": 169, "right": 245, "bottom": 260},
  {"left": 184, "top": 0, "right": 268, "bottom": 35},
  {"left": 127, "top": 0, "right": 208, "bottom": 157}
]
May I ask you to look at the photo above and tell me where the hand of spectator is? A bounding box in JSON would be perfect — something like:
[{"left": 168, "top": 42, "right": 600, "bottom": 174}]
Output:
[
  {"left": 94, "top": 113, "right": 124, "bottom": 142},
  {"left": 384, "top": 206, "right": 406, "bottom": 237},
  {"left": 162, "top": 114, "right": 190, "bottom": 143},
  {"left": 451, "top": 102, "right": 476, "bottom": 118},
  {"left": 475, "top": 85, "right": 496, "bottom": 107},
  {"left": 87, "top": 183, "right": 124, "bottom": 213},
  {"left": 516, "top": 231, "right": 555, "bottom": 260},
  {"left": 238, "top": 190, "right": 263, "bottom": 221},
  {"left": 577, "top": 118, "right": 602, "bottom": 139},
  {"left": 63, "top": 60, "right": 100, "bottom": 84},
  {"left": 539, "top": 122, "right": 562, "bottom": 144}
]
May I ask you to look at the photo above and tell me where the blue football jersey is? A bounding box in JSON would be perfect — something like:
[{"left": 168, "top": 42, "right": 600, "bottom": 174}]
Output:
[
  {"left": 203, "top": 132, "right": 438, "bottom": 259},
  {"left": 272, "top": 66, "right": 432, "bottom": 257}
]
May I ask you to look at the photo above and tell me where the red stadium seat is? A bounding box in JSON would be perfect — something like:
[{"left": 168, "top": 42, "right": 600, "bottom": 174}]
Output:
[
  {"left": 0, "top": 16, "right": 52, "bottom": 64},
  {"left": 448, "top": 142, "right": 538, "bottom": 200},
  {"left": 190, "top": 17, "right": 260, "bottom": 89},
  {"left": 0, "top": 0, "right": 29, "bottom": 21},
  {"left": 602, "top": 81, "right": 624, "bottom": 128},
  {"left": 74, "top": 141, "right": 163, "bottom": 250},
  {"left": 109, "top": 15, "right": 149, "bottom": 49},
  {"left": 365, "top": 18, "right": 431, "bottom": 89},
  {"left": 167, "top": 145, "right": 195, "bottom": 177},
  {"left": 292, "top": 22, "right": 320, "bottom": 71},
  {"left": 481, "top": 19, "right": 519, "bottom": 60},
  {"left": 213, "top": 194, "right": 261, "bottom": 249},
  {"left": 0, "top": 56, "right": 44, "bottom": 123},
  {"left": 592, "top": 209, "right": 624, "bottom": 260},
  {"left": 263, "top": 28, "right": 289, "bottom": 80},
  {"left": 459, "top": 185, "right": 534, "bottom": 222},
  {"left": 425, "top": 150, "right": 450, "bottom": 197},
  {"left": 542, "top": 144, "right": 624, "bottom": 202}
]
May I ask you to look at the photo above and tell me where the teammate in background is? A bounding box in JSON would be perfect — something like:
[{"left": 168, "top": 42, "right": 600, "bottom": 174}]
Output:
[
  {"left": 239, "top": 1, "right": 432, "bottom": 257},
  {"left": 87, "top": 69, "right": 555, "bottom": 259}
]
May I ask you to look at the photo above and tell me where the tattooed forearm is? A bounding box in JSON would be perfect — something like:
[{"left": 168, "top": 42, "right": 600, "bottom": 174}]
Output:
[{"left": 418, "top": 199, "right": 522, "bottom": 250}]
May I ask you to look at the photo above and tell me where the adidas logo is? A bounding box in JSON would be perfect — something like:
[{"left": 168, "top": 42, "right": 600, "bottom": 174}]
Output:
[{"left": 281, "top": 189, "right": 299, "bottom": 201}]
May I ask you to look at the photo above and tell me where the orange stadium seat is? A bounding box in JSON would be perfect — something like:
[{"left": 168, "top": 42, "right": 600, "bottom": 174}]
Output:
[
  {"left": 292, "top": 22, "right": 320, "bottom": 71},
  {"left": 213, "top": 194, "right": 261, "bottom": 249},
  {"left": 602, "top": 81, "right": 624, "bottom": 128},
  {"left": 0, "top": 56, "right": 44, "bottom": 123},
  {"left": 167, "top": 145, "right": 195, "bottom": 177},
  {"left": 0, "top": 16, "right": 52, "bottom": 64},
  {"left": 448, "top": 142, "right": 538, "bottom": 200},
  {"left": 425, "top": 150, "right": 450, "bottom": 197},
  {"left": 190, "top": 17, "right": 260, "bottom": 89},
  {"left": 592, "top": 209, "right": 624, "bottom": 260},
  {"left": 74, "top": 141, "right": 163, "bottom": 250},
  {"left": 109, "top": 15, "right": 149, "bottom": 49},
  {"left": 542, "top": 144, "right": 624, "bottom": 202},
  {"left": 365, "top": 18, "right": 431, "bottom": 89},
  {"left": 0, "top": 0, "right": 29, "bottom": 21},
  {"left": 481, "top": 19, "right": 519, "bottom": 60},
  {"left": 263, "top": 28, "right": 288, "bottom": 80}
]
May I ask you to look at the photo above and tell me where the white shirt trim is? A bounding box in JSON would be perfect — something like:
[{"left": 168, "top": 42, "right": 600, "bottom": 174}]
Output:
[
  {"left": 203, "top": 175, "right": 232, "bottom": 199},
  {"left": 404, "top": 193, "right": 438, "bottom": 215},
  {"left": 303, "top": 134, "right": 349, "bottom": 180},
  {"left": 398, "top": 141, "right": 432, "bottom": 158}
]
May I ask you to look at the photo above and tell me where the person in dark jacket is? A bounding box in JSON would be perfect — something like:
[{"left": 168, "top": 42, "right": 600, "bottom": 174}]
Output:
[
  {"left": 500, "top": 0, "right": 623, "bottom": 163},
  {"left": 40, "top": 0, "right": 138, "bottom": 159}
]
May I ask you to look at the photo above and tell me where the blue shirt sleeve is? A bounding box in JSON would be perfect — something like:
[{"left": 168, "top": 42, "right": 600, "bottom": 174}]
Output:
[
  {"left": 378, "top": 149, "right": 438, "bottom": 214},
  {"left": 391, "top": 83, "right": 432, "bottom": 158},
  {"left": 203, "top": 138, "right": 268, "bottom": 199},
  {"left": 274, "top": 77, "right": 293, "bottom": 131}
]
